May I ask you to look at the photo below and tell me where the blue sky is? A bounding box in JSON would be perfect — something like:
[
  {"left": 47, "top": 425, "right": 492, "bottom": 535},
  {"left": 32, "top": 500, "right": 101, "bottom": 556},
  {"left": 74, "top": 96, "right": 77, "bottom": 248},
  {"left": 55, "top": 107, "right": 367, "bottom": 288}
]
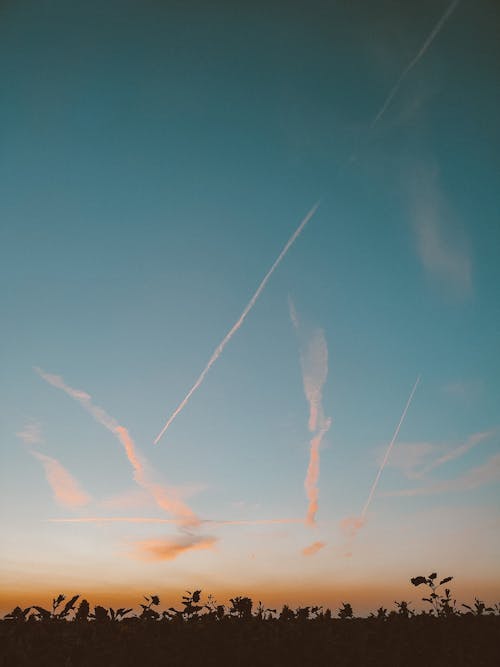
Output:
[{"left": 1, "top": 0, "right": 499, "bottom": 611}]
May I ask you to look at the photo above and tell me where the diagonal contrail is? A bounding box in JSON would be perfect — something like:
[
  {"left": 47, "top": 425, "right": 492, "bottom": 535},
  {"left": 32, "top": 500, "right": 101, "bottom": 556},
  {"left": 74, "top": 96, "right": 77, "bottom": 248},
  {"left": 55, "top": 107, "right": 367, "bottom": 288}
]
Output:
[
  {"left": 361, "top": 375, "right": 421, "bottom": 518},
  {"left": 154, "top": 201, "right": 321, "bottom": 445},
  {"left": 35, "top": 367, "right": 200, "bottom": 526},
  {"left": 371, "top": 0, "right": 460, "bottom": 127}
]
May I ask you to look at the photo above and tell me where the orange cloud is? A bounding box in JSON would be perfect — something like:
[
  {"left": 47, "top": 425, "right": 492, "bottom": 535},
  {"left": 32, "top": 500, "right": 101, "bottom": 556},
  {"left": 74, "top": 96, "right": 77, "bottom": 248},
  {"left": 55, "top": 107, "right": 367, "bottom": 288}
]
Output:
[
  {"left": 340, "top": 516, "right": 365, "bottom": 539},
  {"left": 302, "top": 541, "right": 326, "bottom": 556},
  {"left": 289, "top": 303, "right": 332, "bottom": 527},
  {"left": 32, "top": 451, "right": 91, "bottom": 508},
  {"left": 305, "top": 421, "right": 331, "bottom": 525},
  {"left": 133, "top": 535, "right": 218, "bottom": 562}
]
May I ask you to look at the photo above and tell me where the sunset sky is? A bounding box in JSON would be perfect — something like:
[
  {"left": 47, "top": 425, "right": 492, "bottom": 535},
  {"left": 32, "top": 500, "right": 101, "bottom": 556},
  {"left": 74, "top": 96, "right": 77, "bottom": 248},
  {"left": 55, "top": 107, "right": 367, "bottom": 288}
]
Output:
[{"left": 1, "top": 0, "right": 499, "bottom": 614}]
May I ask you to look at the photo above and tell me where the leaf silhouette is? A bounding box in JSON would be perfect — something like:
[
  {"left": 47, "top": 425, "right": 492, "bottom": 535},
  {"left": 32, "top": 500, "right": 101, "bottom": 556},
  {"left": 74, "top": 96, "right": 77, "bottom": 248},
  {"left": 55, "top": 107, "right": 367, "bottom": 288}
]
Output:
[{"left": 439, "top": 577, "right": 453, "bottom": 586}]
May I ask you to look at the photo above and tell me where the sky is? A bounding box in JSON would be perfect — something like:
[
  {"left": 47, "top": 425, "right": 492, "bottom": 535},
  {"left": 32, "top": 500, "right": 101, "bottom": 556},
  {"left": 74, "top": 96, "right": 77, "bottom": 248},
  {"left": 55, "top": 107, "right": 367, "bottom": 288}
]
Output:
[{"left": 1, "top": 0, "right": 499, "bottom": 614}]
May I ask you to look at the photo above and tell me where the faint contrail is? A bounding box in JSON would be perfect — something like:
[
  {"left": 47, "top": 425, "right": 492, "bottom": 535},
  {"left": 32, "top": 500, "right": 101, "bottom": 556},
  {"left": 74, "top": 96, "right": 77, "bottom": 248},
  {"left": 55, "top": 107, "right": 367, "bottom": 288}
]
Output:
[
  {"left": 371, "top": 0, "right": 460, "bottom": 127},
  {"left": 35, "top": 367, "right": 200, "bottom": 526},
  {"left": 361, "top": 375, "right": 421, "bottom": 518},
  {"left": 47, "top": 516, "right": 304, "bottom": 525},
  {"left": 154, "top": 202, "right": 321, "bottom": 445}
]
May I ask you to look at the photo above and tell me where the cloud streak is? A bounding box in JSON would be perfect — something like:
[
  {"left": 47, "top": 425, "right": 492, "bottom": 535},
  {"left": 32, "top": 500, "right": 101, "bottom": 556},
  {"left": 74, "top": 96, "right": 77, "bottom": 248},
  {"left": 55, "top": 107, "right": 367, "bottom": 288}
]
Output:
[
  {"left": 16, "top": 421, "right": 44, "bottom": 445},
  {"left": 133, "top": 535, "right": 217, "bottom": 562},
  {"left": 419, "top": 430, "right": 495, "bottom": 476},
  {"left": 371, "top": 0, "right": 460, "bottom": 126},
  {"left": 289, "top": 300, "right": 331, "bottom": 526},
  {"left": 409, "top": 166, "right": 471, "bottom": 294},
  {"left": 302, "top": 540, "right": 326, "bottom": 556},
  {"left": 35, "top": 368, "right": 200, "bottom": 527},
  {"left": 154, "top": 202, "right": 320, "bottom": 445},
  {"left": 382, "top": 452, "right": 500, "bottom": 497},
  {"left": 32, "top": 451, "right": 91, "bottom": 509}
]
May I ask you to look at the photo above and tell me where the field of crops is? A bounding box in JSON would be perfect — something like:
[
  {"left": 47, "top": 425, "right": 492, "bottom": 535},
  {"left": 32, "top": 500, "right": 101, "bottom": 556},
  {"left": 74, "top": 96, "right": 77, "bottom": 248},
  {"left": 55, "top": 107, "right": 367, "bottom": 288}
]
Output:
[{"left": 2, "top": 575, "right": 499, "bottom": 666}]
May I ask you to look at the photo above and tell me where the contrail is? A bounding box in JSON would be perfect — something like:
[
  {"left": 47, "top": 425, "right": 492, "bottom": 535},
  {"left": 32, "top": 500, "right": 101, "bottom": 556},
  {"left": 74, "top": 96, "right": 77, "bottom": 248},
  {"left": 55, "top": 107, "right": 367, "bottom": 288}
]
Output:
[
  {"left": 361, "top": 375, "right": 421, "bottom": 518},
  {"left": 35, "top": 367, "right": 200, "bottom": 526},
  {"left": 371, "top": 0, "right": 460, "bottom": 127},
  {"left": 289, "top": 300, "right": 331, "bottom": 525},
  {"left": 305, "top": 419, "right": 331, "bottom": 525},
  {"left": 154, "top": 202, "right": 321, "bottom": 445},
  {"left": 47, "top": 516, "right": 304, "bottom": 525}
]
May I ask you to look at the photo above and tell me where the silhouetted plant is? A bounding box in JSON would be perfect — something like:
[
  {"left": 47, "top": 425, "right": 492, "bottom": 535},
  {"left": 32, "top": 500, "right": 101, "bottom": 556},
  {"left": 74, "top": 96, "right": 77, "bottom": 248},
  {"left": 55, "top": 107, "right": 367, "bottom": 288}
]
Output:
[
  {"left": 462, "top": 598, "right": 494, "bottom": 616},
  {"left": 229, "top": 596, "right": 253, "bottom": 619},
  {"left": 140, "top": 595, "right": 160, "bottom": 620},
  {"left": 75, "top": 599, "right": 90, "bottom": 622},
  {"left": 369, "top": 606, "right": 388, "bottom": 620},
  {"left": 338, "top": 602, "right": 353, "bottom": 619},
  {"left": 91, "top": 605, "right": 110, "bottom": 623},
  {"left": 4, "top": 606, "right": 31, "bottom": 622},
  {"left": 278, "top": 604, "right": 295, "bottom": 621},
  {"left": 411, "top": 572, "right": 455, "bottom": 616},
  {"left": 393, "top": 600, "right": 413, "bottom": 618}
]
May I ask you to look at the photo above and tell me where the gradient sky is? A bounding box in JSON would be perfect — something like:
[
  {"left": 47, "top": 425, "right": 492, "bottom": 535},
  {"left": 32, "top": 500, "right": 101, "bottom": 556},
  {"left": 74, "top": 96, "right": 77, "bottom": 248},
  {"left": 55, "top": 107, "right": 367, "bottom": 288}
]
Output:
[{"left": 1, "top": 0, "right": 499, "bottom": 614}]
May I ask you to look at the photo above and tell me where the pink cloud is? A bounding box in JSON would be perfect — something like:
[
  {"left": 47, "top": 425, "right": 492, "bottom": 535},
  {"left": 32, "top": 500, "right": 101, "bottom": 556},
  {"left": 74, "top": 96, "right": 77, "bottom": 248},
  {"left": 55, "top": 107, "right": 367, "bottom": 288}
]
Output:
[
  {"left": 32, "top": 451, "right": 91, "bottom": 508},
  {"left": 35, "top": 368, "right": 200, "bottom": 527}
]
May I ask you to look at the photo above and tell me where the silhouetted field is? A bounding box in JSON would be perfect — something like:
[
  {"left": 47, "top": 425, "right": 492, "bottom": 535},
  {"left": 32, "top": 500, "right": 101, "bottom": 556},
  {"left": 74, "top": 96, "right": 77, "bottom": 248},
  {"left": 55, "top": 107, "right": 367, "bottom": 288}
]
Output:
[{"left": 2, "top": 574, "right": 499, "bottom": 666}]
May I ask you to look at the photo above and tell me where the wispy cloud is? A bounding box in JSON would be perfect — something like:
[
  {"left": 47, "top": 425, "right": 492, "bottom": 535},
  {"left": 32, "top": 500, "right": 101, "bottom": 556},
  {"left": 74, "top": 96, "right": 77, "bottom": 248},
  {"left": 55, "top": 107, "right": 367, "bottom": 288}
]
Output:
[
  {"left": 35, "top": 367, "right": 200, "bottom": 527},
  {"left": 419, "top": 430, "right": 495, "bottom": 476},
  {"left": 385, "top": 430, "right": 496, "bottom": 479},
  {"left": 383, "top": 441, "right": 438, "bottom": 479},
  {"left": 16, "top": 421, "right": 44, "bottom": 445},
  {"left": 302, "top": 540, "right": 326, "bottom": 556},
  {"left": 154, "top": 202, "right": 320, "bottom": 445},
  {"left": 132, "top": 535, "right": 217, "bottom": 562},
  {"left": 382, "top": 452, "right": 500, "bottom": 497},
  {"left": 371, "top": 0, "right": 460, "bottom": 126},
  {"left": 289, "top": 300, "right": 331, "bottom": 526},
  {"left": 340, "top": 516, "right": 365, "bottom": 539},
  {"left": 409, "top": 166, "right": 471, "bottom": 294},
  {"left": 31, "top": 451, "right": 91, "bottom": 509}
]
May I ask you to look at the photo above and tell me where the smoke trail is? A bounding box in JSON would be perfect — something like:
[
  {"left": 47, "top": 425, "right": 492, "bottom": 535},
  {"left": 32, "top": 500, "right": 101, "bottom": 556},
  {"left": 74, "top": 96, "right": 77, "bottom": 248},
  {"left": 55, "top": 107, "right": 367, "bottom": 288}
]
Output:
[
  {"left": 35, "top": 368, "right": 200, "bottom": 526},
  {"left": 371, "top": 0, "right": 460, "bottom": 127},
  {"left": 361, "top": 375, "right": 421, "bottom": 518},
  {"left": 154, "top": 202, "right": 321, "bottom": 445}
]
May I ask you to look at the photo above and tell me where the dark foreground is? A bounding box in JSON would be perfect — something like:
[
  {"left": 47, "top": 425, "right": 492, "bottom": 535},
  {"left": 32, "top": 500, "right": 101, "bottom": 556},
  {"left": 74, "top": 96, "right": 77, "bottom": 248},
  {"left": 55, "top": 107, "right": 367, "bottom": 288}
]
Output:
[
  {"left": 2, "top": 576, "right": 500, "bottom": 667},
  {"left": 2, "top": 614, "right": 500, "bottom": 667}
]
